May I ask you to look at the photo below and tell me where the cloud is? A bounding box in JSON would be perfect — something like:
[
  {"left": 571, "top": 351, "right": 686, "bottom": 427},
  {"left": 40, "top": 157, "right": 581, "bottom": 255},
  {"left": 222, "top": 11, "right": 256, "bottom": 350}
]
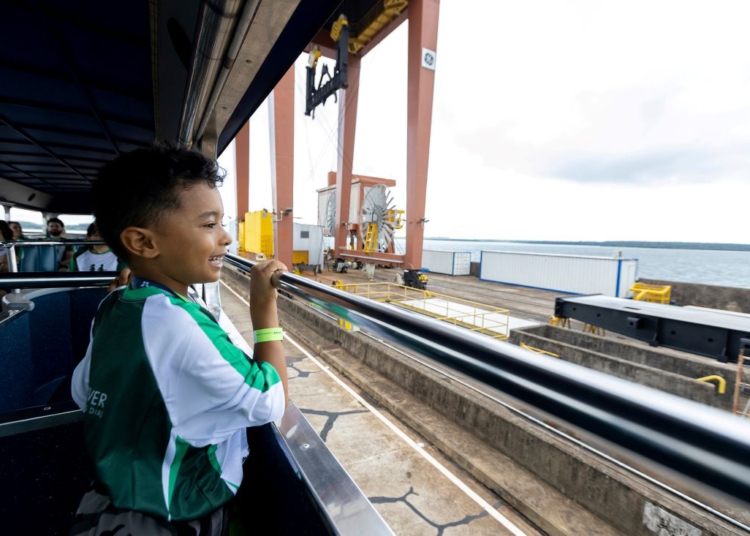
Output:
[{"left": 550, "top": 148, "right": 740, "bottom": 184}]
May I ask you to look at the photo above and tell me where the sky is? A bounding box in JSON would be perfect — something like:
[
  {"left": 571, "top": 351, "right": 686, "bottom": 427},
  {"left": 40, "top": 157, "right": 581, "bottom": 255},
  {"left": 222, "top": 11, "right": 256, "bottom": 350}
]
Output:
[{"left": 9, "top": 0, "right": 750, "bottom": 243}]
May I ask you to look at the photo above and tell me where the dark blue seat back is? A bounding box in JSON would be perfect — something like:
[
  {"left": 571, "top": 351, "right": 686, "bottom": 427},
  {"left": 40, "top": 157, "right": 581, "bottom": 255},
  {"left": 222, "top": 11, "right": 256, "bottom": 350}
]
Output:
[{"left": 0, "top": 288, "right": 107, "bottom": 414}]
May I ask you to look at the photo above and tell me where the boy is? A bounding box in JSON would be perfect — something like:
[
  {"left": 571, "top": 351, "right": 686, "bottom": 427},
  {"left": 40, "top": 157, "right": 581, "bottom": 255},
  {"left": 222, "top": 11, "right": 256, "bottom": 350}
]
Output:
[
  {"left": 70, "top": 144, "right": 288, "bottom": 535},
  {"left": 68, "top": 222, "right": 127, "bottom": 272}
]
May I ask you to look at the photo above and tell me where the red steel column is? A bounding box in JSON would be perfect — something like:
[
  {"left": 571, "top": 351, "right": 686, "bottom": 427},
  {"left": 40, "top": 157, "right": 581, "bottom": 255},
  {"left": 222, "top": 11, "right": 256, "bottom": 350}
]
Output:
[
  {"left": 334, "top": 54, "right": 361, "bottom": 256},
  {"left": 271, "top": 67, "right": 295, "bottom": 268},
  {"left": 404, "top": 0, "right": 440, "bottom": 269},
  {"left": 235, "top": 121, "right": 250, "bottom": 219}
]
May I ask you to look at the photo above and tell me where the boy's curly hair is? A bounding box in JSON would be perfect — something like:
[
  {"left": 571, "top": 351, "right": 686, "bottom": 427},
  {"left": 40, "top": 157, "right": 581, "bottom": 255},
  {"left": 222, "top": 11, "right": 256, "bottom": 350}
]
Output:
[{"left": 92, "top": 143, "right": 225, "bottom": 260}]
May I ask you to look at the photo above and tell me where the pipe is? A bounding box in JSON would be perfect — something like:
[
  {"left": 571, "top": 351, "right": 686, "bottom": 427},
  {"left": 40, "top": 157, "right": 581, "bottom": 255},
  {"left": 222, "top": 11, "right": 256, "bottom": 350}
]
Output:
[
  {"left": 178, "top": 0, "right": 244, "bottom": 148},
  {"left": 194, "top": 0, "right": 262, "bottom": 144},
  {"left": 223, "top": 253, "right": 750, "bottom": 504}
]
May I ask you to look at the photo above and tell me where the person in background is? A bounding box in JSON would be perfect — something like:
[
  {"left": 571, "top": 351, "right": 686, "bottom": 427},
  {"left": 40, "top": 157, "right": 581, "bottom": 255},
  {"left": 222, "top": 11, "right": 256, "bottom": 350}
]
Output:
[
  {"left": 8, "top": 221, "right": 25, "bottom": 268},
  {"left": 0, "top": 221, "right": 13, "bottom": 299},
  {"left": 69, "top": 222, "right": 127, "bottom": 272},
  {"left": 8, "top": 221, "right": 23, "bottom": 240},
  {"left": 46, "top": 217, "right": 74, "bottom": 272},
  {"left": 0, "top": 220, "right": 12, "bottom": 273}
]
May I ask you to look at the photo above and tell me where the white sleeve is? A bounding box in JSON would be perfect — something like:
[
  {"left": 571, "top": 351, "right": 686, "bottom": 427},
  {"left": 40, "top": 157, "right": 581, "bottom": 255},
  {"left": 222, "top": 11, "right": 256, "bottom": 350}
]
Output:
[
  {"left": 71, "top": 338, "right": 92, "bottom": 410},
  {"left": 141, "top": 297, "right": 286, "bottom": 447}
]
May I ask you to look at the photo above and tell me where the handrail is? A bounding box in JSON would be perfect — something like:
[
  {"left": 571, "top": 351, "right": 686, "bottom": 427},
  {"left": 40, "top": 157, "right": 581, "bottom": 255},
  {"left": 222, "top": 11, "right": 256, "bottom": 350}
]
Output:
[
  {"left": 1, "top": 240, "right": 107, "bottom": 248},
  {"left": 223, "top": 253, "right": 750, "bottom": 504},
  {"left": 0, "top": 272, "right": 117, "bottom": 288},
  {"left": 697, "top": 375, "right": 727, "bottom": 395}
]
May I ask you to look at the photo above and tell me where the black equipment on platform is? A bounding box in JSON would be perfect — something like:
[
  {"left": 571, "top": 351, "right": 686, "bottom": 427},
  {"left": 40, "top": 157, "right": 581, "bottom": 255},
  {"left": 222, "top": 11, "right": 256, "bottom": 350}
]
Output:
[
  {"left": 403, "top": 269, "right": 427, "bottom": 290},
  {"left": 554, "top": 295, "right": 750, "bottom": 362},
  {"left": 304, "top": 16, "right": 349, "bottom": 118}
]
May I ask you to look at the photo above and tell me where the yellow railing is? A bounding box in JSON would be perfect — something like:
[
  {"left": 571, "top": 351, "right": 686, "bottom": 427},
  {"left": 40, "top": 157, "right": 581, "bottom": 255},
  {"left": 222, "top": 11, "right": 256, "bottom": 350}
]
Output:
[
  {"left": 520, "top": 343, "right": 559, "bottom": 358},
  {"left": 630, "top": 282, "right": 672, "bottom": 304},
  {"left": 697, "top": 375, "right": 726, "bottom": 395},
  {"left": 339, "top": 282, "right": 510, "bottom": 339}
]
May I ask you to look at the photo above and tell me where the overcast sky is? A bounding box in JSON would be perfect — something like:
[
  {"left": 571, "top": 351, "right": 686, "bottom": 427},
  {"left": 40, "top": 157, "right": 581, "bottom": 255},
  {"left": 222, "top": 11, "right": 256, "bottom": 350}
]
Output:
[
  {"left": 216, "top": 0, "right": 750, "bottom": 244},
  {"left": 12, "top": 1, "right": 750, "bottom": 243}
]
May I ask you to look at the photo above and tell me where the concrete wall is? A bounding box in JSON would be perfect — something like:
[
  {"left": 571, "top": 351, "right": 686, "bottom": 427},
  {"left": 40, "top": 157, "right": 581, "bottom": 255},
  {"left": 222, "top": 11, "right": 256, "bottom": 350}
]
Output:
[
  {"left": 510, "top": 327, "right": 732, "bottom": 410},
  {"left": 640, "top": 278, "right": 750, "bottom": 314},
  {"left": 243, "top": 284, "right": 737, "bottom": 534}
]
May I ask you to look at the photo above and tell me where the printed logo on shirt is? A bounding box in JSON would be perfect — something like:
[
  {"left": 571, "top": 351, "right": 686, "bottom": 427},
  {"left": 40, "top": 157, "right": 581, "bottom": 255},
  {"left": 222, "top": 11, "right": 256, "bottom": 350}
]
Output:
[{"left": 86, "top": 388, "right": 108, "bottom": 419}]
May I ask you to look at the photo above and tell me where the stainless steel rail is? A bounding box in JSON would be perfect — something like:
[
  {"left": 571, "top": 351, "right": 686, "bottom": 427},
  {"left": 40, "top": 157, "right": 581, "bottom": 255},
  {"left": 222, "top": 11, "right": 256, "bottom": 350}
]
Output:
[
  {"left": 0, "top": 272, "right": 118, "bottom": 288},
  {"left": 223, "top": 253, "right": 750, "bottom": 504},
  {"left": 1, "top": 240, "right": 108, "bottom": 250}
]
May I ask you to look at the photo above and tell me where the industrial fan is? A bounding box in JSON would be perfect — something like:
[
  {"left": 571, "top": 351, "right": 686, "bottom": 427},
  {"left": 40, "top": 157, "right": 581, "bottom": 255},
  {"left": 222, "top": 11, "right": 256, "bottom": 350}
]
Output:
[
  {"left": 318, "top": 190, "right": 337, "bottom": 237},
  {"left": 361, "top": 184, "right": 403, "bottom": 253}
]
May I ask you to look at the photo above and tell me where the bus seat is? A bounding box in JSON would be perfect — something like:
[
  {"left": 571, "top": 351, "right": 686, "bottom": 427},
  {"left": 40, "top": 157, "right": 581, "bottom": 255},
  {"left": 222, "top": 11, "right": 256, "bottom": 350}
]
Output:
[
  {"left": 0, "top": 312, "right": 34, "bottom": 412},
  {"left": 0, "top": 288, "right": 107, "bottom": 414},
  {"left": 19, "top": 245, "right": 66, "bottom": 273}
]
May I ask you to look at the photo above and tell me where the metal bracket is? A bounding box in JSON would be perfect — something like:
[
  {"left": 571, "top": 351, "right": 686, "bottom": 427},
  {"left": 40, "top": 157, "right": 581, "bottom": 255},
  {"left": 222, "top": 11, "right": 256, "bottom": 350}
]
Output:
[{"left": 304, "top": 17, "right": 349, "bottom": 118}]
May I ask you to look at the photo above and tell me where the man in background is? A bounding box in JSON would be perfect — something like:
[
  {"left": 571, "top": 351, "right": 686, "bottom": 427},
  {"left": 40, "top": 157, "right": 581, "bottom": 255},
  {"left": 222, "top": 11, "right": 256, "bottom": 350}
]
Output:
[{"left": 46, "top": 217, "right": 74, "bottom": 271}]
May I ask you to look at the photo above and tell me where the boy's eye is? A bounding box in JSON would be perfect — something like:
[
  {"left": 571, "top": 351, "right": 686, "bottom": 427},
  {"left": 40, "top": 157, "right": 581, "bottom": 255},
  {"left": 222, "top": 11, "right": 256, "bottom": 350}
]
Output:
[{"left": 204, "top": 222, "right": 217, "bottom": 229}]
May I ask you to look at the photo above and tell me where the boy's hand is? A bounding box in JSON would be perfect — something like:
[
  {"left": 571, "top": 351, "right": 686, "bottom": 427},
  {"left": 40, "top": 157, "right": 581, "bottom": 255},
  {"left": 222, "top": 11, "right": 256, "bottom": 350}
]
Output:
[
  {"left": 250, "top": 260, "right": 287, "bottom": 329},
  {"left": 108, "top": 267, "right": 132, "bottom": 293}
]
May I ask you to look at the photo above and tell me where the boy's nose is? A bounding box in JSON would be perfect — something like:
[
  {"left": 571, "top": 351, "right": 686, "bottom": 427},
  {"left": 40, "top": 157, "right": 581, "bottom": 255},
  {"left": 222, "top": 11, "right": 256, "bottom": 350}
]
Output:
[{"left": 221, "top": 225, "right": 232, "bottom": 245}]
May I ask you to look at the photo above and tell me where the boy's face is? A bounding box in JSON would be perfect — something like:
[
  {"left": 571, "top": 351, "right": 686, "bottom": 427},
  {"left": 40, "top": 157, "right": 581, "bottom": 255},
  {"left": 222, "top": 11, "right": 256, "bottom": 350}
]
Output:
[{"left": 150, "top": 182, "right": 232, "bottom": 293}]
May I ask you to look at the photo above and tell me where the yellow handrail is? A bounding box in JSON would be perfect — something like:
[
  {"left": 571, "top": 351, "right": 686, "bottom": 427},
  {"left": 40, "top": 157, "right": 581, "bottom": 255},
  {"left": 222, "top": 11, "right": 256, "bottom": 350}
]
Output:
[
  {"left": 697, "top": 375, "right": 726, "bottom": 395},
  {"left": 630, "top": 282, "right": 671, "bottom": 304},
  {"left": 520, "top": 343, "right": 559, "bottom": 358},
  {"left": 337, "top": 281, "right": 510, "bottom": 339}
]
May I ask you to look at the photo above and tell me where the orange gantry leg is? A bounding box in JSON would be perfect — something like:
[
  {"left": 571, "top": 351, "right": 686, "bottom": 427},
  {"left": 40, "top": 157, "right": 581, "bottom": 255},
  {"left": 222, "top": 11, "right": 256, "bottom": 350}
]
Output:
[
  {"left": 271, "top": 66, "right": 295, "bottom": 268},
  {"left": 404, "top": 0, "right": 440, "bottom": 270},
  {"left": 334, "top": 54, "right": 361, "bottom": 257},
  {"left": 235, "top": 121, "right": 250, "bottom": 220}
]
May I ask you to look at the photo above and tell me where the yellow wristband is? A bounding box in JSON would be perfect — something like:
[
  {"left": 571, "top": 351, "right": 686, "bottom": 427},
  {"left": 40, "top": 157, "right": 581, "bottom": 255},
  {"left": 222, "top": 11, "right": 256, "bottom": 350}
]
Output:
[{"left": 253, "top": 327, "right": 284, "bottom": 344}]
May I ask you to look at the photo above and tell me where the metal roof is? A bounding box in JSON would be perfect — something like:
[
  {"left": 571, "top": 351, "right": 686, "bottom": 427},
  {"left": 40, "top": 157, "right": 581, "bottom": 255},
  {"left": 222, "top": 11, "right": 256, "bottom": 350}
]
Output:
[{"left": 0, "top": 0, "right": 344, "bottom": 214}]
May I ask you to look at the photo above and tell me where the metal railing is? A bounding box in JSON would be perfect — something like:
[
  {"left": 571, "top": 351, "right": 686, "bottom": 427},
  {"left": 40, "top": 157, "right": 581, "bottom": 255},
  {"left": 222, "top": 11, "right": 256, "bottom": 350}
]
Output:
[
  {"left": 1, "top": 239, "right": 110, "bottom": 279},
  {"left": 222, "top": 253, "right": 750, "bottom": 505},
  {"left": 336, "top": 281, "right": 510, "bottom": 339},
  {"left": 2, "top": 259, "right": 750, "bottom": 503},
  {"left": 630, "top": 282, "right": 672, "bottom": 304}
]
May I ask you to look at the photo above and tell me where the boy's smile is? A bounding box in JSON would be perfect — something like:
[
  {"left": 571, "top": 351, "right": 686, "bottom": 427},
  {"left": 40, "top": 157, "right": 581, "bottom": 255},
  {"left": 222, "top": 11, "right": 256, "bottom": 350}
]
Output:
[{"left": 137, "top": 182, "right": 232, "bottom": 297}]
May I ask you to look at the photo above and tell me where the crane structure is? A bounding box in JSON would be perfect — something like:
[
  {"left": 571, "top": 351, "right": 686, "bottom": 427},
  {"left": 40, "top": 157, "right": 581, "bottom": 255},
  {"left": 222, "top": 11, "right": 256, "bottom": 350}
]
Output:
[{"left": 233, "top": 0, "right": 440, "bottom": 273}]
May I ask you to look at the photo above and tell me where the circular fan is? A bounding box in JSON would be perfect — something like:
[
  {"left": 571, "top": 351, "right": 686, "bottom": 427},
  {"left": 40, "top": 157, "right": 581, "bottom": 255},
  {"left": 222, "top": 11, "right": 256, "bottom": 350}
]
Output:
[
  {"left": 324, "top": 192, "right": 336, "bottom": 237},
  {"left": 361, "top": 184, "right": 398, "bottom": 252}
]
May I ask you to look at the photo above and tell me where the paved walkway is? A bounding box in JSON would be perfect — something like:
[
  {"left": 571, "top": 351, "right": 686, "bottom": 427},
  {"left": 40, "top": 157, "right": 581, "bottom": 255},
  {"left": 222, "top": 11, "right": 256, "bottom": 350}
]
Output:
[{"left": 219, "top": 280, "right": 540, "bottom": 536}]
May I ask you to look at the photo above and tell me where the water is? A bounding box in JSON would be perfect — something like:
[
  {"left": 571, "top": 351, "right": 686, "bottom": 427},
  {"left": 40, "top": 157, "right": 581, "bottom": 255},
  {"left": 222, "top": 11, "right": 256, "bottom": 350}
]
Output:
[{"left": 395, "top": 239, "right": 750, "bottom": 289}]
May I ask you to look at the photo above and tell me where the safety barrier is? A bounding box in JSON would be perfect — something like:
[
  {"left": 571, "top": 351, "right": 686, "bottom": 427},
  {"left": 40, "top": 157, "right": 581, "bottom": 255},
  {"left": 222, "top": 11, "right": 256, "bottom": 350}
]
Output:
[
  {"left": 221, "top": 253, "right": 750, "bottom": 503},
  {"left": 630, "top": 282, "right": 672, "bottom": 304},
  {"left": 337, "top": 281, "right": 510, "bottom": 339},
  {"left": 3, "top": 262, "right": 750, "bottom": 504}
]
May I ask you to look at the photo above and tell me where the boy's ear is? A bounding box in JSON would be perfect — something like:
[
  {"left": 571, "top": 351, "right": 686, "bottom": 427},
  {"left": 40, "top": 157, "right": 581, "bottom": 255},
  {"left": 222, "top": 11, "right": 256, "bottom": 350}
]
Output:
[{"left": 120, "top": 227, "right": 159, "bottom": 259}]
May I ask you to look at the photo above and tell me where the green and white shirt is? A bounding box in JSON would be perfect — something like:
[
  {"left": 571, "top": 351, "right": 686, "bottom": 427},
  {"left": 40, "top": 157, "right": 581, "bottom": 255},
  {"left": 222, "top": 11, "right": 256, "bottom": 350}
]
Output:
[
  {"left": 71, "top": 284, "right": 285, "bottom": 521},
  {"left": 69, "top": 247, "right": 126, "bottom": 272}
]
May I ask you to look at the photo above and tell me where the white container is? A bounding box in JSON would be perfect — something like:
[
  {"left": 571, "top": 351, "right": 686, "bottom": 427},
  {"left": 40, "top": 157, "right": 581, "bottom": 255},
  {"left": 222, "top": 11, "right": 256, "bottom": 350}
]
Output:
[
  {"left": 422, "top": 250, "right": 472, "bottom": 276},
  {"left": 480, "top": 251, "right": 638, "bottom": 297},
  {"left": 293, "top": 223, "right": 325, "bottom": 266}
]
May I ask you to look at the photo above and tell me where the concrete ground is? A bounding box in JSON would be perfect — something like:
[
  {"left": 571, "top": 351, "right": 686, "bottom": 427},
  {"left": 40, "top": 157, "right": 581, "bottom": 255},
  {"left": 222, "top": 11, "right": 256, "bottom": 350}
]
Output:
[{"left": 219, "top": 280, "right": 542, "bottom": 536}]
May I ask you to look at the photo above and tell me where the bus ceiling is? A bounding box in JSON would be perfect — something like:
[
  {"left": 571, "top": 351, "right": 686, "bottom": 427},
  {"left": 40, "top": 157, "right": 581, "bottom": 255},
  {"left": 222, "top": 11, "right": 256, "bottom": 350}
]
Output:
[{"left": 0, "top": 0, "right": 345, "bottom": 214}]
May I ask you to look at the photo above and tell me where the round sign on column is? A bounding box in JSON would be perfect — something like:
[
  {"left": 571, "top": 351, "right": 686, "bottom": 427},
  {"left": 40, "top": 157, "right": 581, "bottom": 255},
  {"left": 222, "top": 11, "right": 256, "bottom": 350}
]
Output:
[{"left": 421, "top": 48, "right": 436, "bottom": 71}]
